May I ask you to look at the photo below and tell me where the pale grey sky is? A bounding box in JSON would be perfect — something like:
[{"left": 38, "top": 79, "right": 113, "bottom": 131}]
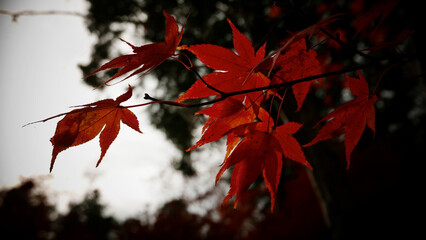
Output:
[{"left": 0, "top": 0, "right": 225, "bottom": 219}]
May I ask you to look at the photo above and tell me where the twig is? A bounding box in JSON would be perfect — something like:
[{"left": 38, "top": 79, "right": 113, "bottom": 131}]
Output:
[
  {"left": 172, "top": 52, "right": 227, "bottom": 95},
  {"left": 292, "top": 7, "right": 375, "bottom": 61},
  {"left": 0, "top": 9, "right": 86, "bottom": 22},
  {"left": 190, "top": 67, "right": 227, "bottom": 95},
  {"left": 25, "top": 55, "right": 415, "bottom": 126},
  {"left": 140, "top": 55, "right": 415, "bottom": 109},
  {"left": 275, "top": 88, "right": 288, "bottom": 128},
  {"left": 140, "top": 93, "right": 225, "bottom": 108}
]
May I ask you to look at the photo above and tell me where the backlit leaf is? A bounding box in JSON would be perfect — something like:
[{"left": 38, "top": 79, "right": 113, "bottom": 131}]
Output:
[
  {"left": 85, "top": 11, "right": 184, "bottom": 87},
  {"left": 48, "top": 86, "right": 141, "bottom": 172},
  {"left": 304, "top": 71, "right": 377, "bottom": 168}
]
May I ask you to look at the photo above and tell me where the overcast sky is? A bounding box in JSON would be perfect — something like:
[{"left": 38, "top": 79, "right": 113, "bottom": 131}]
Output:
[{"left": 0, "top": 0, "right": 225, "bottom": 219}]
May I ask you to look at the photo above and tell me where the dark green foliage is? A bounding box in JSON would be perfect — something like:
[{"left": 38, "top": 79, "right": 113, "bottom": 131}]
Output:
[{"left": 0, "top": 179, "right": 54, "bottom": 239}]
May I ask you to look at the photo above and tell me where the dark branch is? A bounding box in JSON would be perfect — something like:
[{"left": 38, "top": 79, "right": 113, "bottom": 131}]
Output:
[
  {"left": 137, "top": 55, "right": 415, "bottom": 109},
  {"left": 0, "top": 9, "right": 86, "bottom": 22},
  {"left": 190, "top": 68, "right": 227, "bottom": 95}
]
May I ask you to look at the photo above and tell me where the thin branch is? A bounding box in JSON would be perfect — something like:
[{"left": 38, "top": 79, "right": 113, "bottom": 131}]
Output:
[
  {"left": 318, "top": 26, "right": 375, "bottom": 61},
  {"left": 293, "top": 7, "right": 375, "bottom": 61},
  {"left": 275, "top": 88, "right": 288, "bottom": 128},
  {"left": 190, "top": 67, "right": 228, "bottom": 95},
  {"left": 229, "top": 63, "right": 373, "bottom": 98},
  {"left": 172, "top": 52, "right": 227, "bottom": 95},
  {"left": 23, "top": 103, "right": 117, "bottom": 127},
  {"left": 139, "top": 55, "right": 415, "bottom": 109},
  {"left": 171, "top": 53, "right": 193, "bottom": 70},
  {"left": 140, "top": 93, "right": 225, "bottom": 108},
  {"left": 25, "top": 54, "right": 415, "bottom": 126},
  {"left": 373, "top": 62, "right": 400, "bottom": 95},
  {"left": 0, "top": 9, "right": 86, "bottom": 22},
  {"left": 267, "top": 93, "right": 276, "bottom": 132}
]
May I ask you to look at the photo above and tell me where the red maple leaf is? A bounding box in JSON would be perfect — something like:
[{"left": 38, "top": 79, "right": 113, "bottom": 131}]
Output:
[
  {"left": 186, "top": 97, "right": 269, "bottom": 151},
  {"left": 304, "top": 71, "right": 377, "bottom": 168},
  {"left": 85, "top": 10, "right": 184, "bottom": 87},
  {"left": 353, "top": 0, "right": 400, "bottom": 37},
  {"left": 48, "top": 86, "right": 142, "bottom": 172},
  {"left": 266, "top": 38, "right": 323, "bottom": 111},
  {"left": 176, "top": 18, "right": 269, "bottom": 102},
  {"left": 216, "top": 122, "right": 311, "bottom": 211}
]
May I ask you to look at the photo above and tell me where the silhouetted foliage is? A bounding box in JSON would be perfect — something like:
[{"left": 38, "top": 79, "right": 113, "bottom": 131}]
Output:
[
  {"left": 0, "top": 179, "right": 54, "bottom": 239},
  {"left": 0, "top": 172, "right": 329, "bottom": 239},
  {"left": 53, "top": 190, "right": 117, "bottom": 240},
  {"left": 1, "top": 153, "right": 423, "bottom": 240}
]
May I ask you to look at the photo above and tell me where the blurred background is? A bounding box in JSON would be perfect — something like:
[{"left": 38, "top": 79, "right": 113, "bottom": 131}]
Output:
[{"left": 1, "top": 0, "right": 424, "bottom": 239}]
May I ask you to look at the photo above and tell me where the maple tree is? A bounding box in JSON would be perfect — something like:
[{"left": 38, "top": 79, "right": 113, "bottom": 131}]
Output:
[{"left": 26, "top": 1, "right": 421, "bottom": 230}]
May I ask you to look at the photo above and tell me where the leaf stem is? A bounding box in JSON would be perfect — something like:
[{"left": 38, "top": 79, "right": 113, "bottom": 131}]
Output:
[
  {"left": 171, "top": 52, "right": 194, "bottom": 70},
  {"left": 275, "top": 88, "right": 288, "bottom": 128},
  {"left": 372, "top": 62, "right": 400, "bottom": 95},
  {"left": 132, "top": 56, "right": 414, "bottom": 110},
  {"left": 27, "top": 55, "right": 415, "bottom": 127},
  {"left": 172, "top": 52, "right": 227, "bottom": 95},
  {"left": 267, "top": 93, "right": 276, "bottom": 132},
  {"left": 190, "top": 67, "right": 228, "bottom": 95},
  {"left": 293, "top": 7, "right": 375, "bottom": 61}
]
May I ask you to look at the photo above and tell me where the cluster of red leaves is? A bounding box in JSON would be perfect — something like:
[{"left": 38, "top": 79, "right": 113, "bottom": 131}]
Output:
[
  {"left": 34, "top": 0, "right": 409, "bottom": 211},
  {"left": 175, "top": 19, "right": 321, "bottom": 210}
]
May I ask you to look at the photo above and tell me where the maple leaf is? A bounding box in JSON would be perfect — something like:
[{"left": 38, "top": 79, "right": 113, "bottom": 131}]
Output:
[
  {"left": 186, "top": 97, "right": 268, "bottom": 151},
  {"left": 216, "top": 122, "right": 310, "bottom": 211},
  {"left": 85, "top": 10, "right": 184, "bottom": 87},
  {"left": 256, "top": 12, "right": 344, "bottom": 71},
  {"left": 266, "top": 38, "right": 323, "bottom": 111},
  {"left": 353, "top": 0, "right": 400, "bottom": 37},
  {"left": 48, "top": 86, "right": 142, "bottom": 172},
  {"left": 176, "top": 18, "right": 269, "bottom": 102},
  {"left": 304, "top": 71, "right": 377, "bottom": 168}
]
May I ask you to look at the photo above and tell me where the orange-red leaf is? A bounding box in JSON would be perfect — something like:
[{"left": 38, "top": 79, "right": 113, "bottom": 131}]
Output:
[
  {"left": 274, "top": 122, "right": 312, "bottom": 169},
  {"left": 187, "top": 97, "right": 260, "bottom": 151},
  {"left": 176, "top": 18, "right": 269, "bottom": 102},
  {"left": 217, "top": 130, "right": 282, "bottom": 211},
  {"left": 216, "top": 121, "right": 309, "bottom": 212},
  {"left": 269, "top": 39, "right": 323, "bottom": 111},
  {"left": 85, "top": 11, "right": 184, "bottom": 87},
  {"left": 49, "top": 86, "right": 142, "bottom": 172},
  {"left": 304, "top": 71, "right": 377, "bottom": 168}
]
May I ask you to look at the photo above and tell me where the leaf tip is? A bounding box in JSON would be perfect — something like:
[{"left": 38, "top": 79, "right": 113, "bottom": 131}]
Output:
[
  {"left": 49, "top": 156, "right": 56, "bottom": 173},
  {"left": 270, "top": 198, "right": 276, "bottom": 213}
]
